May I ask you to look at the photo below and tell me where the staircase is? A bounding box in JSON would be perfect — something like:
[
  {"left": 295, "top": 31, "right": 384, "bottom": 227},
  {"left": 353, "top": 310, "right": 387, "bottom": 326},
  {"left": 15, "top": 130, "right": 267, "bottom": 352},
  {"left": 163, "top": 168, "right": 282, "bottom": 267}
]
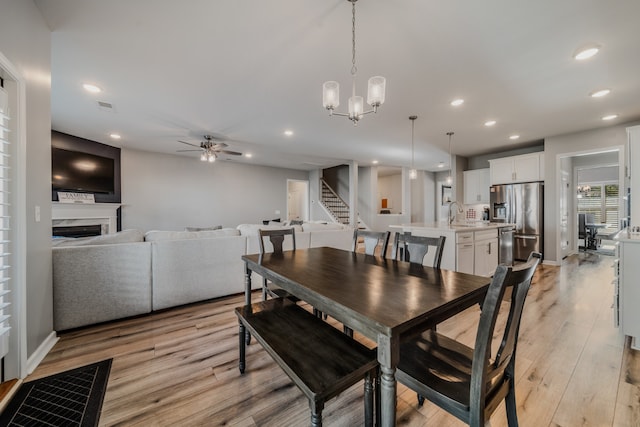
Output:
[
  {"left": 321, "top": 179, "right": 350, "bottom": 225},
  {"left": 320, "top": 179, "right": 369, "bottom": 229}
]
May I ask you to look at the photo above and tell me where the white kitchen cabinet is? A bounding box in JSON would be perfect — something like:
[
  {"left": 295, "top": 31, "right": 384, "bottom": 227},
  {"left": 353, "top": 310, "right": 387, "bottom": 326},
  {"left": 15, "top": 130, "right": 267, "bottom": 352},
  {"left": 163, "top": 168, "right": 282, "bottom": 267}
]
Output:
[
  {"left": 463, "top": 168, "right": 490, "bottom": 204},
  {"left": 474, "top": 230, "right": 498, "bottom": 277},
  {"left": 489, "top": 152, "right": 544, "bottom": 185},
  {"left": 456, "top": 232, "right": 475, "bottom": 274},
  {"left": 617, "top": 239, "right": 640, "bottom": 349}
]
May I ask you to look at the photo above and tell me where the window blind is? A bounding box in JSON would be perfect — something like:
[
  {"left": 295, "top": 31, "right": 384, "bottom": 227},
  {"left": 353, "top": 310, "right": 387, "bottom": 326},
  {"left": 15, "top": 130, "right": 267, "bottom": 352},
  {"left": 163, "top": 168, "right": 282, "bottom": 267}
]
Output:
[
  {"left": 0, "top": 84, "right": 11, "bottom": 359},
  {"left": 577, "top": 183, "right": 620, "bottom": 229}
]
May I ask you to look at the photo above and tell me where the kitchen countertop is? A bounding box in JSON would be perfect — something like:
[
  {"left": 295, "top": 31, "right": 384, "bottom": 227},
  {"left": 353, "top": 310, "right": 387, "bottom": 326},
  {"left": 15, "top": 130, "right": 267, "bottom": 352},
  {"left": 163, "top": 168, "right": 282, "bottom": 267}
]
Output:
[
  {"left": 614, "top": 228, "right": 640, "bottom": 243},
  {"left": 390, "top": 222, "right": 515, "bottom": 232}
]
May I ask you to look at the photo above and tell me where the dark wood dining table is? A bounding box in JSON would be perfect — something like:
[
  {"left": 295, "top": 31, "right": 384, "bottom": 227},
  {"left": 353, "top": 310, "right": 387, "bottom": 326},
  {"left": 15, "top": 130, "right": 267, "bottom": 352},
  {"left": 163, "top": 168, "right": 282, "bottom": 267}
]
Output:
[{"left": 241, "top": 246, "right": 491, "bottom": 427}]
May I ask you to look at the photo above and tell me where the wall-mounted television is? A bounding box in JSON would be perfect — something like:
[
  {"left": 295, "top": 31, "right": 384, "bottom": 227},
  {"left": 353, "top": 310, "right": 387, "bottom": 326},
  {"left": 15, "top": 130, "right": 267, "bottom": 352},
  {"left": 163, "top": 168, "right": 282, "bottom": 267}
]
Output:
[
  {"left": 51, "top": 131, "right": 121, "bottom": 203},
  {"left": 52, "top": 147, "right": 115, "bottom": 193}
]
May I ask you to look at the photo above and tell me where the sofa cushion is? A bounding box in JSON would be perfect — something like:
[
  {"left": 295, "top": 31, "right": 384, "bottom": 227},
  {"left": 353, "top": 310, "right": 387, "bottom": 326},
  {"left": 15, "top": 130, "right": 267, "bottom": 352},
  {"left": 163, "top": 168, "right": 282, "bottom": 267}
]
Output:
[
  {"left": 144, "top": 228, "right": 240, "bottom": 242},
  {"left": 52, "top": 229, "right": 144, "bottom": 247}
]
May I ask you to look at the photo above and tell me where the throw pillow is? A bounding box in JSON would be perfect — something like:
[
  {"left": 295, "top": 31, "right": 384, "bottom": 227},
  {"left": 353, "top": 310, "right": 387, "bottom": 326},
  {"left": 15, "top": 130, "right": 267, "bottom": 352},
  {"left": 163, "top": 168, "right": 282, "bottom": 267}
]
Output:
[{"left": 185, "top": 225, "right": 222, "bottom": 232}]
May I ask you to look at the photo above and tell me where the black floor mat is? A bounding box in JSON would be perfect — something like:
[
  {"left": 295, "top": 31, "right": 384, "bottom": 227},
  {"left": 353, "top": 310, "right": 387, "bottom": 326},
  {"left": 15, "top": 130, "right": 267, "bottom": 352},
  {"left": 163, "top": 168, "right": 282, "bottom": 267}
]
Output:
[{"left": 0, "top": 359, "right": 112, "bottom": 427}]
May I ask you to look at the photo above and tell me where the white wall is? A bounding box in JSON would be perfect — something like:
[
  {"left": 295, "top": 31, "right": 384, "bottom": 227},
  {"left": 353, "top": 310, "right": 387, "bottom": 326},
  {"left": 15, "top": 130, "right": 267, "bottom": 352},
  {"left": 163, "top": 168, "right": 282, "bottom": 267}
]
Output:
[
  {"left": 0, "top": 0, "right": 53, "bottom": 366},
  {"left": 121, "top": 149, "right": 309, "bottom": 231}
]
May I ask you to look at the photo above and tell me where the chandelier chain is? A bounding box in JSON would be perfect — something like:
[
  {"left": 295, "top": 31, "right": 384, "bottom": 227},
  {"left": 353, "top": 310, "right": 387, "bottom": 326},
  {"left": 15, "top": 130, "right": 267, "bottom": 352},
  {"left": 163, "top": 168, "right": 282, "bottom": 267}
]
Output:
[{"left": 351, "top": 0, "right": 357, "bottom": 76}]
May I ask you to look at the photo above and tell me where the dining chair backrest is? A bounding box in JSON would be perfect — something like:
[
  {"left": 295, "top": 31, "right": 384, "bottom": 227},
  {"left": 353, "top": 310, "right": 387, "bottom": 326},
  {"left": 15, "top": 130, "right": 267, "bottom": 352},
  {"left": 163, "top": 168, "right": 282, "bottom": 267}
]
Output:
[
  {"left": 470, "top": 252, "right": 540, "bottom": 422},
  {"left": 351, "top": 229, "right": 390, "bottom": 257},
  {"left": 578, "top": 213, "right": 587, "bottom": 239},
  {"left": 392, "top": 232, "right": 446, "bottom": 268},
  {"left": 258, "top": 228, "right": 296, "bottom": 255}
]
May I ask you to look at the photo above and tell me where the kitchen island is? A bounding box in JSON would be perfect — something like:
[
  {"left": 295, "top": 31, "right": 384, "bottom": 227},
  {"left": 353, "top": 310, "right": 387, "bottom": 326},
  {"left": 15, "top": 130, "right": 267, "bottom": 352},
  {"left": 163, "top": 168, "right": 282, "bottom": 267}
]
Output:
[{"left": 390, "top": 222, "right": 512, "bottom": 276}]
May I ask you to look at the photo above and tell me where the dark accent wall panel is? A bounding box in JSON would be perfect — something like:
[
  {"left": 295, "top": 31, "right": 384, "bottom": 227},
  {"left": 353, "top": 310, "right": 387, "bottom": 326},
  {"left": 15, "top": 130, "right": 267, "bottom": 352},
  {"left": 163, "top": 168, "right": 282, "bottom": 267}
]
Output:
[{"left": 51, "top": 131, "right": 121, "bottom": 203}]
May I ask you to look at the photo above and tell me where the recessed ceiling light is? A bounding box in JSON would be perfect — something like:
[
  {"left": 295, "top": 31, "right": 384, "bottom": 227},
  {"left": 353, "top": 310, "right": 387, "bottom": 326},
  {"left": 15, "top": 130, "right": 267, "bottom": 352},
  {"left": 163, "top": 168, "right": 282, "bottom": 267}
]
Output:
[
  {"left": 245, "top": 153, "right": 253, "bottom": 158},
  {"left": 509, "top": 134, "right": 520, "bottom": 140},
  {"left": 602, "top": 114, "right": 618, "bottom": 121},
  {"left": 573, "top": 45, "right": 600, "bottom": 60},
  {"left": 109, "top": 133, "right": 121, "bottom": 140},
  {"left": 284, "top": 130, "right": 294, "bottom": 137},
  {"left": 590, "top": 89, "right": 611, "bottom": 98},
  {"left": 82, "top": 83, "right": 102, "bottom": 93},
  {"left": 484, "top": 120, "right": 497, "bottom": 127},
  {"left": 450, "top": 99, "right": 464, "bottom": 107},
  {"left": 438, "top": 162, "right": 444, "bottom": 168},
  {"left": 372, "top": 160, "right": 379, "bottom": 164}
]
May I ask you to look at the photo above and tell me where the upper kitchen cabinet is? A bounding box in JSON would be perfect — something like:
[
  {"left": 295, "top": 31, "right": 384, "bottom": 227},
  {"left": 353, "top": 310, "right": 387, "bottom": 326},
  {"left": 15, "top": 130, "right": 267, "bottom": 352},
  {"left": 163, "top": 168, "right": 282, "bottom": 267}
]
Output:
[
  {"left": 489, "top": 152, "right": 544, "bottom": 184},
  {"left": 463, "top": 168, "right": 490, "bottom": 204}
]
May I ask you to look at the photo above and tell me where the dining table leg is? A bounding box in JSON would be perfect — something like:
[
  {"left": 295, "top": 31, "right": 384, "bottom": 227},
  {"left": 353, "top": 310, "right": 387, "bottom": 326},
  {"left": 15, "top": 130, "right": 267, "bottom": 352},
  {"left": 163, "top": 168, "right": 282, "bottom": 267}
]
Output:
[
  {"left": 377, "top": 334, "right": 399, "bottom": 426},
  {"left": 244, "top": 264, "right": 252, "bottom": 345}
]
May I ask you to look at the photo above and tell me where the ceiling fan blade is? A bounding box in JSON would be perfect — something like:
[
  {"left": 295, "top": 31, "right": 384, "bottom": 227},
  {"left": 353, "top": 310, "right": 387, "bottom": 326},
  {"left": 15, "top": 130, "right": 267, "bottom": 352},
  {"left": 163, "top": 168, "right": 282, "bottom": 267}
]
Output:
[
  {"left": 178, "top": 140, "right": 202, "bottom": 148},
  {"left": 176, "top": 149, "right": 203, "bottom": 152},
  {"left": 220, "top": 150, "right": 242, "bottom": 156}
]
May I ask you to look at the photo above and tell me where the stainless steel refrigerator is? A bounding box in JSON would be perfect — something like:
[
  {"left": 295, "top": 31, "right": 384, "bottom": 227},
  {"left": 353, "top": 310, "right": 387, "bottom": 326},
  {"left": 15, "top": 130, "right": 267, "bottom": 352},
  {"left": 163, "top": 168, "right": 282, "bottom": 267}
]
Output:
[{"left": 489, "top": 182, "right": 544, "bottom": 261}]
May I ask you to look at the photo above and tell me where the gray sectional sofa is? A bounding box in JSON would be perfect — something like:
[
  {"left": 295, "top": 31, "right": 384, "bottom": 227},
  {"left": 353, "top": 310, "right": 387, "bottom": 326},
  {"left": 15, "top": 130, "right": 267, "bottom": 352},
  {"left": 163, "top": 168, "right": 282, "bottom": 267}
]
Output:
[{"left": 52, "top": 223, "right": 353, "bottom": 331}]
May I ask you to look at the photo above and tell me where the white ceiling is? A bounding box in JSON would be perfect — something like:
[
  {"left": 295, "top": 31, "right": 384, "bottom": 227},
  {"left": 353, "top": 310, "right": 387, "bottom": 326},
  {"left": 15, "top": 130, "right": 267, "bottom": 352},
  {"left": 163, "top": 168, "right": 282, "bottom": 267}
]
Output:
[{"left": 34, "top": 0, "right": 640, "bottom": 171}]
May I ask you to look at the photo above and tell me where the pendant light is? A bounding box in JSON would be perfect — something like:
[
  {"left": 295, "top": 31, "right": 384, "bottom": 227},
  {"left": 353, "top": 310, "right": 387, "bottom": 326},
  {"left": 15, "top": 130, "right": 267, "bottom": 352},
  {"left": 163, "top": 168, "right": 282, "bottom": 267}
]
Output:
[
  {"left": 409, "top": 116, "right": 418, "bottom": 180},
  {"left": 446, "top": 132, "right": 454, "bottom": 184},
  {"left": 322, "top": 0, "right": 386, "bottom": 125}
]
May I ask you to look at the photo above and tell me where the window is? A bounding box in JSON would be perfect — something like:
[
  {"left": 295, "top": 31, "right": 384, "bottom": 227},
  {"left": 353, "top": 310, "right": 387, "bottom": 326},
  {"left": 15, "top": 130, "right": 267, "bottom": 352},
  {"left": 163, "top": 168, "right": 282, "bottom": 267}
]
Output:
[
  {"left": 0, "top": 83, "right": 10, "bottom": 359},
  {"left": 577, "top": 183, "right": 619, "bottom": 228}
]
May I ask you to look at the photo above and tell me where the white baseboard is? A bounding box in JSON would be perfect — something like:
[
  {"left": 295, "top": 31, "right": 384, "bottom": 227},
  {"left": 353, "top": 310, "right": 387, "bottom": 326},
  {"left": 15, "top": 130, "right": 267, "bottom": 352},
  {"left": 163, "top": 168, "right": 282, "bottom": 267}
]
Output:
[
  {"left": 26, "top": 331, "right": 58, "bottom": 375},
  {"left": 542, "top": 259, "right": 560, "bottom": 266}
]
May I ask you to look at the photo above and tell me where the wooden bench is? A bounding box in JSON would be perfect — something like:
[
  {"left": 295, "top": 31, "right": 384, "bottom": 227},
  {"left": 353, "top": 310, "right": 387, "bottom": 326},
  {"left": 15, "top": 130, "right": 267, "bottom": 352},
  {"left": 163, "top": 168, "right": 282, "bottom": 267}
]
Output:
[{"left": 235, "top": 298, "right": 378, "bottom": 427}]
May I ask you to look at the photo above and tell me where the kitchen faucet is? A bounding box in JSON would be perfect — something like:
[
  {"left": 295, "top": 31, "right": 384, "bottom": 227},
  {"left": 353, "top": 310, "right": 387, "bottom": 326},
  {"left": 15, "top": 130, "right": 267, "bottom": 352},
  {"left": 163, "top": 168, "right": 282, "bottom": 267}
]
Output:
[{"left": 448, "top": 201, "right": 463, "bottom": 224}]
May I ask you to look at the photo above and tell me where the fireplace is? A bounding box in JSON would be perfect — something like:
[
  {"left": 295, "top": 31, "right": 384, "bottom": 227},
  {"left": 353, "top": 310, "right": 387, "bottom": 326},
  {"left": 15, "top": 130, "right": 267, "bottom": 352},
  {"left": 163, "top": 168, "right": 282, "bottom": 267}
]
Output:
[
  {"left": 52, "top": 203, "right": 121, "bottom": 236},
  {"left": 53, "top": 224, "right": 102, "bottom": 238}
]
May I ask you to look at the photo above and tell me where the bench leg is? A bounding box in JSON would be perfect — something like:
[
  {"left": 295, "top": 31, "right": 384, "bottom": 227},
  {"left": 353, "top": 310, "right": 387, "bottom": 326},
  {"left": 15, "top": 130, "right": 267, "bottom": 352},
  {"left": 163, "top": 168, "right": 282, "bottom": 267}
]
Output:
[
  {"left": 238, "top": 322, "right": 246, "bottom": 374},
  {"left": 310, "top": 401, "right": 324, "bottom": 427},
  {"left": 343, "top": 326, "right": 354, "bottom": 338},
  {"left": 364, "top": 371, "right": 374, "bottom": 427}
]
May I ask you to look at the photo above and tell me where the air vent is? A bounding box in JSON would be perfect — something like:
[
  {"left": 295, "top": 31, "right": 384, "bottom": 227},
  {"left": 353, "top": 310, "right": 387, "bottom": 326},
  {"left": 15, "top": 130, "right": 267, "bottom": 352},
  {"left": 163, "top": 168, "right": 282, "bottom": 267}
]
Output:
[{"left": 97, "top": 101, "right": 115, "bottom": 112}]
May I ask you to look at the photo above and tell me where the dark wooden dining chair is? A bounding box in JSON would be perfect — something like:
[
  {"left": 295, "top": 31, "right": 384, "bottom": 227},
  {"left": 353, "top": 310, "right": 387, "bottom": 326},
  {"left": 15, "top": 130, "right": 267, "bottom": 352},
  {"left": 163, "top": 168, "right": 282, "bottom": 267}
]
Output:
[
  {"left": 351, "top": 229, "right": 390, "bottom": 257},
  {"left": 396, "top": 252, "right": 541, "bottom": 427},
  {"left": 258, "top": 228, "right": 297, "bottom": 300},
  {"left": 577, "top": 213, "right": 587, "bottom": 251},
  {"left": 392, "top": 232, "right": 446, "bottom": 268}
]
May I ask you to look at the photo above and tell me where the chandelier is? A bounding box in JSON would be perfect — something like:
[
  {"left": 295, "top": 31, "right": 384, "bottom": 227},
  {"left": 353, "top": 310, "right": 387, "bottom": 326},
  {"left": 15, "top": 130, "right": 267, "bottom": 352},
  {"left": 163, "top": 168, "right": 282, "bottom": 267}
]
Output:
[
  {"left": 409, "top": 116, "right": 418, "bottom": 180},
  {"left": 577, "top": 185, "right": 591, "bottom": 198},
  {"left": 322, "top": 0, "right": 386, "bottom": 125}
]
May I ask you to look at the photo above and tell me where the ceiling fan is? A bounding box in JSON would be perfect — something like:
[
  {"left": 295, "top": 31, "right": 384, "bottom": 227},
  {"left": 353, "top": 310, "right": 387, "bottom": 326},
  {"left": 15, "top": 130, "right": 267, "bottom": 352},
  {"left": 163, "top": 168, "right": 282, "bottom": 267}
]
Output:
[{"left": 177, "top": 135, "right": 242, "bottom": 163}]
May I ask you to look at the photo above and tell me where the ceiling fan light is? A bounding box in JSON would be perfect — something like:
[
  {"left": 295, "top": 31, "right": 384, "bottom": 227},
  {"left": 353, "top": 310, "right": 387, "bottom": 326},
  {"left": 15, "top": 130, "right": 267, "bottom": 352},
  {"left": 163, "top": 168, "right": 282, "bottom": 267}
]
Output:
[
  {"left": 322, "top": 81, "right": 340, "bottom": 110},
  {"left": 208, "top": 153, "right": 216, "bottom": 163},
  {"left": 367, "top": 76, "right": 386, "bottom": 107},
  {"left": 200, "top": 152, "right": 207, "bottom": 162},
  {"left": 348, "top": 95, "right": 364, "bottom": 122}
]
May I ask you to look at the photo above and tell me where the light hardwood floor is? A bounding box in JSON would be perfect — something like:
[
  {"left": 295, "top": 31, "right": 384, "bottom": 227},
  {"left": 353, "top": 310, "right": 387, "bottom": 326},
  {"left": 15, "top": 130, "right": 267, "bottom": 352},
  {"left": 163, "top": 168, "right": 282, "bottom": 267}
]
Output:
[{"left": 29, "top": 252, "right": 640, "bottom": 426}]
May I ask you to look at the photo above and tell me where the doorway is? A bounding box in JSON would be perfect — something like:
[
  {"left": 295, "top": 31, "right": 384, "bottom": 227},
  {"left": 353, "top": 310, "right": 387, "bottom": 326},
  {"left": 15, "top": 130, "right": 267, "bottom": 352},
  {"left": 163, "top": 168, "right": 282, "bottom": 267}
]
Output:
[{"left": 287, "top": 180, "right": 309, "bottom": 222}]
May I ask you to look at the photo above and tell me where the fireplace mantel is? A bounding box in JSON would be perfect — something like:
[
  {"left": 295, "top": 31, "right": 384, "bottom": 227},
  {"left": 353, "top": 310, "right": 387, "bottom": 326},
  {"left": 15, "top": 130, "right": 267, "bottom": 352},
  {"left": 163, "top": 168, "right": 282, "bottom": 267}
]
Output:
[{"left": 52, "top": 202, "right": 121, "bottom": 235}]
